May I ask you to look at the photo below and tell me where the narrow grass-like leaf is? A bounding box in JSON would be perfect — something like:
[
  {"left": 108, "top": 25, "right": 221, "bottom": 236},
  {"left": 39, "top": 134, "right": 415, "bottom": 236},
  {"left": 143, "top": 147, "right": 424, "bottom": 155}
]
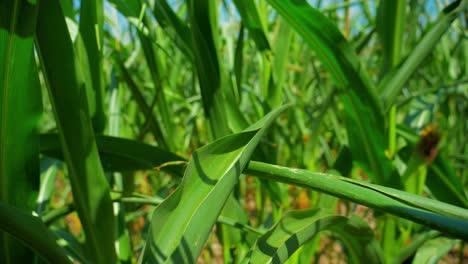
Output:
[
  {"left": 243, "top": 209, "right": 383, "bottom": 264},
  {"left": 233, "top": 24, "right": 244, "bottom": 100},
  {"left": 139, "top": 105, "right": 289, "bottom": 263},
  {"left": 40, "top": 133, "right": 185, "bottom": 177},
  {"left": 245, "top": 161, "right": 468, "bottom": 240},
  {"left": 330, "top": 215, "right": 384, "bottom": 263},
  {"left": 79, "top": 0, "right": 106, "bottom": 133},
  {"left": 427, "top": 156, "right": 468, "bottom": 208},
  {"left": 232, "top": 0, "right": 270, "bottom": 51},
  {"left": 53, "top": 229, "right": 88, "bottom": 264},
  {"left": 36, "top": 159, "right": 59, "bottom": 214},
  {"left": 134, "top": 15, "right": 177, "bottom": 150},
  {"left": 41, "top": 132, "right": 468, "bottom": 240},
  {"left": 394, "top": 231, "right": 440, "bottom": 264},
  {"left": 108, "top": 0, "right": 139, "bottom": 17},
  {"left": 379, "top": 0, "right": 467, "bottom": 109},
  {"left": 108, "top": 60, "right": 132, "bottom": 264},
  {"left": 376, "top": 0, "right": 406, "bottom": 75},
  {"left": 152, "top": 0, "right": 193, "bottom": 60},
  {"left": 271, "top": 17, "right": 293, "bottom": 107},
  {"left": 0, "top": 1, "right": 41, "bottom": 262},
  {"left": 117, "top": 59, "right": 168, "bottom": 149},
  {"left": 35, "top": 1, "right": 116, "bottom": 263},
  {"left": 187, "top": 0, "right": 230, "bottom": 138},
  {"left": 0, "top": 202, "right": 71, "bottom": 264},
  {"left": 412, "top": 237, "right": 457, "bottom": 263},
  {"left": 266, "top": 0, "right": 397, "bottom": 187},
  {"left": 376, "top": 0, "right": 407, "bottom": 161}
]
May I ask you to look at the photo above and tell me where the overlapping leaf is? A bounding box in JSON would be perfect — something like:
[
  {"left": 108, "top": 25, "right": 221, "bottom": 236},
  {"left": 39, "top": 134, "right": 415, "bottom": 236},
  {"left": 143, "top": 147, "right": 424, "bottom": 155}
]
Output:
[
  {"left": 245, "top": 161, "right": 468, "bottom": 240},
  {"left": 266, "top": 0, "right": 397, "bottom": 187},
  {"left": 35, "top": 1, "right": 116, "bottom": 263},
  {"left": 139, "top": 105, "right": 289, "bottom": 263},
  {"left": 243, "top": 209, "right": 383, "bottom": 264},
  {"left": 40, "top": 134, "right": 185, "bottom": 177},
  {"left": 0, "top": 1, "right": 41, "bottom": 262},
  {"left": 0, "top": 202, "right": 70, "bottom": 264}
]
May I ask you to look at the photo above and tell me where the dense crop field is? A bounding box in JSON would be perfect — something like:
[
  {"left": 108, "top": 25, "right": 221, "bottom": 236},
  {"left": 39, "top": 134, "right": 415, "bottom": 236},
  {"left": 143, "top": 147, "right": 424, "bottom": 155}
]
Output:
[{"left": 1, "top": 0, "right": 467, "bottom": 263}]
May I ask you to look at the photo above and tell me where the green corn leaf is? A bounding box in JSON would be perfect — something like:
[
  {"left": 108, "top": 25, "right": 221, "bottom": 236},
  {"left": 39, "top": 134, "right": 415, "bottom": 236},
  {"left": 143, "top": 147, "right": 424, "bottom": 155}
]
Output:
[
  {"left": 271, "top": 17, "right": 293, "bottom": 107},
  {"left": 138, "top": 105, "right": 290, "bottom": 263},
  {"left": 116, "top": 59, "right": 168, "bottom": 149},
  {"left": 52, "top": 229, "right": 88, "bottom": 264},
  {"left": 243, "top": 209, "right": 383, "bottom": 264},
  {"left": 266, "top": 0, "right": 397, "bottom": 187},
  {"left": 245, "top": 161, "right": 468, "bottom": 240},
  {"left": 40, "top": 133, "right": 186, "bottom": 177},
  {"left": 152, "top": 0, "right": 193, "bottom": 60},
  {"left": 376, "top": 0, "right": 407, "bottom": 160},
  {"left": 0, "top": 201, "right": 71, "bottom": 264},
  {"left": 0, "top": 0, "right": 41, "bottom": 262},
  {"left": 233, "top": 24, "right": 244, "bottom": 100},
  {"left": 40, "top": 130, "right": 468, "bottom": 241},
  {"left": 79, "top": 0, "right": 106, "bottom": 133},
  {"left": 36, "top": 159, "right": 59, "bottom": 214},
  {"left": 412, "top": 237, "right": 457, "bottom": 264},
  {"left": 134, "top": 14, "right": 177, "bottom": 150},
  {"left": 232, "top": 0, "right": 270, "bottom": 51},
  {"left": 35, "top": 1, "right": 116, "bottom": 263},
  {"left": 427, "top": 156, "right": 468, "bottom": 208},
  {"left": 379, "top": 0, "right": 467, "bottom": 109},
  {"left": 394, "top": 230, "right": 440, "bottom": 263},
  {"left": 376, "top": 0, "right": 406, "bottom": 75},
  {"left": 187, "top": 0, "right": 230, "bottom": 139}
]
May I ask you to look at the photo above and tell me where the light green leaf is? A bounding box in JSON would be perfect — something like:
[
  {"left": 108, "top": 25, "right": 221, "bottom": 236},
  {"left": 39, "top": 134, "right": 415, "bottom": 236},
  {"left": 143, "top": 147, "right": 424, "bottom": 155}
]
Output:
[
  {"left": 412, "top": 237, "right": 457, "bottom": 264},
  {"left": 243, "top": 209, "right": 383, "bottom": 264},
  {"left": 245, "top": 161, "right": 468, "bottom": 240},
  {"left": 139, "top": 105, "right": 290, "bottom": 263}
]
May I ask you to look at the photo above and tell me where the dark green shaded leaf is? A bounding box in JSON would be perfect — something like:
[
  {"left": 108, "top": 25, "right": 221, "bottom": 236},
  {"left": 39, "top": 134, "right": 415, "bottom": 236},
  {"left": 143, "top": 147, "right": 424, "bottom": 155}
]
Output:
[
  {"left": 152, "top": 0, "right": 193, "bottom": 60},
  {"left": 0, "top": 201, "right": 71, "bottom": 264},
  {"left": 0, "top": 0, "right": 41, "bottom": 262},
  {"left": 79, "top": 0, "right": 106, "bottom": 133},
  {"left": 117, "top": 59, "right": 168, "bottom": 149},
  {"left": 35, "top": 1, "right": 116, "bottom": 263},
  {"left": 187, "top": 0, "right": 230, "bottom": 138},
  {"left": 427, "top": 156, "right": 468, "bottom": 208},
  {"left": 376, "top": 0, "right": 406, "bottom": 75},
  {"left": 40, "top": 134, "right": 186, "bottom": 177},
  {"left": 233, "top": 0, "right": 271, "bottom": 51}
]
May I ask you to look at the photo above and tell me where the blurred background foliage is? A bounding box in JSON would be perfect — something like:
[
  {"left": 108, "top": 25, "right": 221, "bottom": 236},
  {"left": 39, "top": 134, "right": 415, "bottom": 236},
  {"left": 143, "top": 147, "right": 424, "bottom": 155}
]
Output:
[{"left": 0, "top": 0, "right": 467, "bottom": 263}]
